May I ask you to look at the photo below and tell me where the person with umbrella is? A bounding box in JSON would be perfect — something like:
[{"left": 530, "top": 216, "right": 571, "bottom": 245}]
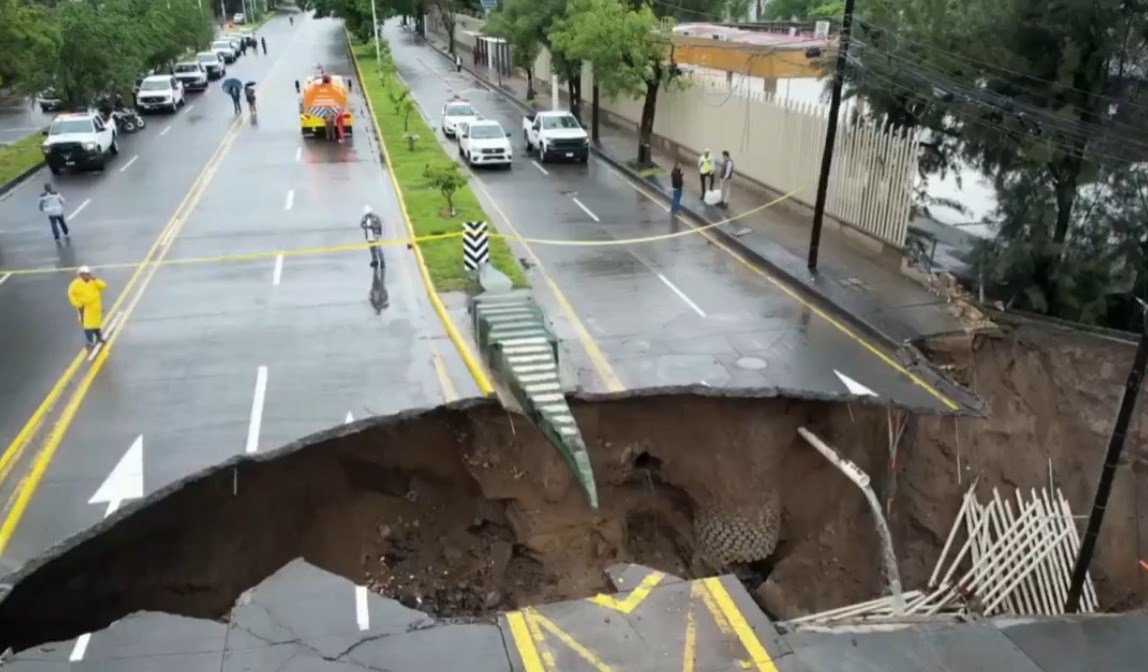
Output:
[
  {"left": 244, "top": 81, "right": 257, "bottom": 114},
  {"left": 222, "top": 77, "right": 243, "bottom": 114}
]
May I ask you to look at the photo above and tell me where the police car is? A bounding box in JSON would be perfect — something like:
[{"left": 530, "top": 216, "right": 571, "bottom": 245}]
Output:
[
  {"left": 440, "top": 97, "right": 478, "bottom": 139},
  {"left": 41, "top": 110, "right": 119, "bottom": 174}
]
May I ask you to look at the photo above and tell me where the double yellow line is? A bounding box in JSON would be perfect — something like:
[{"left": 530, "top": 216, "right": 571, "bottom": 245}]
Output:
[{"left": 0, "top": 116, "right": 244, "bottom": 557}]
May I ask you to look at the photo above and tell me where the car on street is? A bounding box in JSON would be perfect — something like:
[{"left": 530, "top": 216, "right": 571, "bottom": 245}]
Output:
[
  {"left": 523, "top": 110, "right": 590, "bottom": 163},
  {"left": 196, "top": 51, "right": 227, "bottom": 79},
  {"left": 36, "top": 89, "right": 64, "bottom": 112},
  {"left": 172, "top": 61, "right": 209, "bottom": 92},
  {"left": 235, "top": 28, "right": 258, "bottom": 48},
  {"left": 135, "top": 75, "right": 185, "bottom": 113},
  {"left": 233, "top": 12, "right": 246, "bottom": 24},
  {"left": 212, "top": 38, "right": 240, "bottom": 63},
  {"left": 41, "top": 110, "right": 118, "bottom": 174},
  {"left": 440, "top": 98, "right": 478, "bottom": 139},
  {"left": 458, "top": 119, "right": 513, "bottom": 168}
]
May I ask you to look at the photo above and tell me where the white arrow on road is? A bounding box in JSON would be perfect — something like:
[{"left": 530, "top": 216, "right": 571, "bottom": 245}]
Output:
[
  {"left": 72, "top": 435, "right": 145, "bottom": 661},
  {"left": 88, "top": 435, "right": 144, "bottom": 518},
  {"left": 834, "top": 370, "right": 878, "bottom": 397}
]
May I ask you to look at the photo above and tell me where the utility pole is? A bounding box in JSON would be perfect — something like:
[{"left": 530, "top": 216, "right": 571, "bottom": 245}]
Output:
[
  {"left": 1065, "top": 303, "right": 1148, "bottom": 613},
  {"left": 370, "top": 0, "right": 381, "bottom": 62},
  {"left": 806, "top": 0, "right": 857, "bottom": 272}
]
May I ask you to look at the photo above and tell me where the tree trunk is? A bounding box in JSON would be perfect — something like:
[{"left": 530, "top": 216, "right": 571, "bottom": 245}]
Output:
[
  {"left": 526, "top": 66, "right": 535, "bottom": 100},
  {"left": 637, "top": 79, "right": 658, "bottom": 165},
  {"left": 592, "top": 81, "right": 600, "bottom": 143},
  {"left": 563, "top": 62, "right": 581, "bottom": 119},
  {"left": 444, "top": 15, "right": 456, "bottom": 56}
]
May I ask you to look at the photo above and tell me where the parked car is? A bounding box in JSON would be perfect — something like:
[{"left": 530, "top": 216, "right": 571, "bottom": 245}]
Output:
[
  {"left": 233, "top": 12, "right": 246, "bottom": 24},
  {"left": 522, "top": 110, "right": 590, "bottom": 163},
  {"left": 196, "top": 51, "right": 227, "bottom": 79},
  {"left": 135, "top": 75, "right": 186, "bottom": 114},
  {"left": 212, "top": 38, "right": 239, "bottom": 63},
  {"left": 173, "top": 61, "right": 209, "bottom": 92},
  {"left": 37, "top": 89, "right": 63, "bottom": 112}
]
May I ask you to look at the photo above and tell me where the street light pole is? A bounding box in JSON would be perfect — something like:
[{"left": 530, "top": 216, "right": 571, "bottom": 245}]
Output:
[
  {"left": 806, "top": 0, "right": 857, "bottom": 272},
  {"left": 1064, "top": 303, "right": 1148, "bottom": 613},
  {"left": 370, "top": 0, "right": 381, "bottom": 62}
]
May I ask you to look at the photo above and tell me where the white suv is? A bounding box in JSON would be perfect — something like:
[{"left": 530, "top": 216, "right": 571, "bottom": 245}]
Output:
[
  {"left": 172, "top": 62, "right": 209, "bottom": 92},
  {"left": 212, "top": 39, "right": 239, "bottom": 63},
  {"left": 458, "top": 120, "right": 513, "bottom": 168},
  {"left": 440, "top": 98, "right": 478, "bottom": 138},
  {"left": 136, "top": 75, "right": 185, "bottom": 113},
  {"left": 42, "top": 111, "right": 119, "bottom": 174}
]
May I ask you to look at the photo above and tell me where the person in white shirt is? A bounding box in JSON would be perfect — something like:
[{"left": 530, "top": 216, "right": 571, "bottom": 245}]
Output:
[
  {"left": 38, "top": 183, "right": 69, "bottom": 241},
  {"left": 361, "top": 206, "right": 384, "bottom": 268}
]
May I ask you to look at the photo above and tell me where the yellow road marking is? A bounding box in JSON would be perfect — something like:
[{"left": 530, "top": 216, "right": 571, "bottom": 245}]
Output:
[
  {"left": 524, "top": 606, "right": 561, "bottom": 672},
  {"left": 616, "top": 170, "right": 960, "bottom": 411},
  {"left": 527, "top": 609, "right": 616, "bottom": 672},
  {"left": 694, "top": 580, "right": 734, "bottom": 636},
  {"left": 701, "top": 578, "right": 779, "bottom": 672},
  {"left": 0, "top": 114, "right": 245, "bottom": 498},
  {"left": 683, "top": 603, "right": 698, "bottom": 672},
  {"left": 349, "top": 29, "right": 494, "bottom": 397},
  {"left": 0, "top": 129, "right": 243, "bottom": 556},
  {"left": 506, "top": 610, "right": 548, "bottom": 672},
  {"left": 588, "top": 570, "right": 664, "bottom": 613}
]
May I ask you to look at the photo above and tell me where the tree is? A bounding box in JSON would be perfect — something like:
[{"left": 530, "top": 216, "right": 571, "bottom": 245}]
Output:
[
  {"left": 551, "top": 0, "right": 675, "bottom": 164},
  {"left": 485, "top": 0, "right": 544, "bottom": 99},
  {"left": 846, "top": 0, "right": 1148, "bottom": 326},
  {"left": 424, "top": 162, "right": 466, "bottom": 216},
  {"left": 0, "top": 0, "right": 60, "bottom": 92}
]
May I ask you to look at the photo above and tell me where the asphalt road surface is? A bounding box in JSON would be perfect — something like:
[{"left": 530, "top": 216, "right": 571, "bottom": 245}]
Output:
[
  {"left": 0, "top": 95, "right": 52, "bottom": 146},
  {"left": 0, "top": 12, "right": 475, "bottom": 577},
  {"left": 387, "top": 24, "right": 967, "bottom": 414}
]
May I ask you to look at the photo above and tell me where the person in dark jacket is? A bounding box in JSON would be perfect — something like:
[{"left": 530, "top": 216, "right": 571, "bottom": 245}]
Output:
[
  {"left": 261, "top": 36, "right": 268, "bottom": 54},
  {"left": 670, "top": 162, "right": 684, "bottom": 215}
]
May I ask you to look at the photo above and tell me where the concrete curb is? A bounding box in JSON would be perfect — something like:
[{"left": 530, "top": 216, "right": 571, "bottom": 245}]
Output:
[{"left": 0, "top": 160, "right": 46, "bottom": 200}]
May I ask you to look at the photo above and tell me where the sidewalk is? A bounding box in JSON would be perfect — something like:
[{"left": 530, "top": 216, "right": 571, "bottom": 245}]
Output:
[{"left": 420, "top": 33, "right": 971, "bottom": 348}]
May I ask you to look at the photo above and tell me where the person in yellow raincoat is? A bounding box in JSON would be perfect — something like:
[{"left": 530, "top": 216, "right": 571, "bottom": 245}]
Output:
[{"left": 67, "top": 265, "right": 108, "bottom": 351}]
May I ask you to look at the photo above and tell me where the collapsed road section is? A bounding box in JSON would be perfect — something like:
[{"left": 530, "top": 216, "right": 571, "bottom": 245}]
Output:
[{"left": 0, "top": 372, "right": 1145, "bottom": 655}]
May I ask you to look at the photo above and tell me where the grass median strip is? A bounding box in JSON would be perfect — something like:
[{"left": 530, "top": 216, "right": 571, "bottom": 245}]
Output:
[
  {"left": 0, "top": 130, "right": 46, "bottom": 187},
  {"left": 351, "top": 41, "right": 526, "bottom": 291}
]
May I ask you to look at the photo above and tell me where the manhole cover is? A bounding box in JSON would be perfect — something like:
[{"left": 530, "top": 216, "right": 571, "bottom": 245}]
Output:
[{"left": 736, "top": 357, "right": 768, "bottom": 370}]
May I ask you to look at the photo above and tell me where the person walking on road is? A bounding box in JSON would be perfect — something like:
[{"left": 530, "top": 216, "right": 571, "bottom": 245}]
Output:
[
  {"left": 38, "top": 183, "right": 70, "bottom": 241},
  {"left": 361, "top": 206, "right": 385, "bottom": 268},
  {"left": 697, "top": 149, "right": 715, "bottom": 198},
  {"left": 68, "top": 266, "right": 108, "bottom": 351},
  {"left": 261, "top": 36, "right": 268, "bottom": 54},
  {"left": 718, "top": 150, "right": 735, "bottom": 208},
  {"left": 670, "top": 162, "right": 684, "bottom": 215},
  {"left": 229, "top": 86, "right": 241, "bottom": 114}
]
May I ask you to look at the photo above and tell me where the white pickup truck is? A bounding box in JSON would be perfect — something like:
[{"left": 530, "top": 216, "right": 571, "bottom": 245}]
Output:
[
  {"left": 458, "top": 119, "right": 513, "bottom": 168},
  {"left": 522, "top": 110, "right": 589, "bottom": 163}
]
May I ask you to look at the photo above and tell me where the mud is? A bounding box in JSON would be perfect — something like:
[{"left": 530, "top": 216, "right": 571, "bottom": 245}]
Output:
[{"left": 0, "top": 391, "right": 896, "bottom": 652}]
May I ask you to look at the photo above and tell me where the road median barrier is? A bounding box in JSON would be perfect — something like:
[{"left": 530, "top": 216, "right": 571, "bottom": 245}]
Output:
[{"left": 0, "top": 130, "right": 47, "bottom": 198}]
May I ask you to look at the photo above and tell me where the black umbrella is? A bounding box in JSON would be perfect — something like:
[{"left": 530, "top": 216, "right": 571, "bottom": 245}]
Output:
[
  {"left": 244, "top": 81, "right": 257, "bottom": 89},
  {"left": 221, "top": 78, "right": 242, "bottom": 96}
]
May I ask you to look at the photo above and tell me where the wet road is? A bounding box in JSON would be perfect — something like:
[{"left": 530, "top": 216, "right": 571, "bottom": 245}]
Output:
[
  {"left": 0, "top": 12, "right": 474, "bottom": 580},
  {"left": 387, "top": 24, "right": 962, "bottom": 413},
  {"left": 0, "top": 96, "right": 50, "bottom": 146}
]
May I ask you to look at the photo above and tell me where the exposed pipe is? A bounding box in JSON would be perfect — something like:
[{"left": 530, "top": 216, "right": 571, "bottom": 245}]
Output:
[{"left": 798, "top": 427, "right": 905, "bottom": 614}]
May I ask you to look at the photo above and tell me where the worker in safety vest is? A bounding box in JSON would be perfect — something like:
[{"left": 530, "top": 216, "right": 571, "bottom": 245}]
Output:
[{"left": 697, "top": 149, "right": 715, "bottom": 196}]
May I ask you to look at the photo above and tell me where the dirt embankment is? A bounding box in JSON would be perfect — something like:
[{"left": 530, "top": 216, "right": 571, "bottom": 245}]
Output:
[
  {"left": 891, "top": 321, "right": 1148, "bottom": 612},
  {"left": 0, "top": 392, "right": 896, "bottom": 652}
]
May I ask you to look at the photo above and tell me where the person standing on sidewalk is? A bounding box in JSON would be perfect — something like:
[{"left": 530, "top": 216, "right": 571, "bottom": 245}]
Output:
[
  {"left": 719, "top": 150, "right": 735, "bottom": 208},
  {"left": 67, "top": 266, "right": 108, "bottom": 351},
  {"left": 38, "top": 183, "right": 70, "bottom": 241},
  {"left": 697, "top": 149, "right": 715, "bottom": 197},
  {"left": 261, "top": 36, "right": 268, "bottom": 55},
  {"left": 670, "top": 162, "right": 684, "bottom": 215}
]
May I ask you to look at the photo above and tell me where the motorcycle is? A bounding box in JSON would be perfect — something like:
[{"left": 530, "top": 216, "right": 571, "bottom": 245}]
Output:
[{"left": 112, "top": 108, "right": 146, "bottom": 133}]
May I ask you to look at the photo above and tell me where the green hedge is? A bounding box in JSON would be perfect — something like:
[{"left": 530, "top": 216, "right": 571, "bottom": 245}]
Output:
[
  {"left": 351, "top": 41, "right": 526, "bottom": 291},
  {"left": 0, "top": 131, "right": 46, "bottom": 188}
]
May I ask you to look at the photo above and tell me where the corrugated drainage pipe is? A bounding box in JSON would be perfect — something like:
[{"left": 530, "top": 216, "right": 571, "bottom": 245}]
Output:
[{"left": 798, "top": 427, "right": 905, "bottom": 615}]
